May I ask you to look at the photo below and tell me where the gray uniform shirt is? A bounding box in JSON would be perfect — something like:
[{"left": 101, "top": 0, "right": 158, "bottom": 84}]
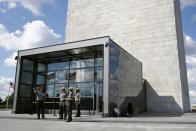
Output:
[
  {"left": 75, "top": 93, "right": 81, "bottom": 102},
  {"left": 36, "top": 91, "right": 45, "bottom": 101},
  {"left": 67, "top": 92, "right": 73, "bottom": 102},
  {"left": 60, "top": 92, "right": 66, "bottom": 102}
]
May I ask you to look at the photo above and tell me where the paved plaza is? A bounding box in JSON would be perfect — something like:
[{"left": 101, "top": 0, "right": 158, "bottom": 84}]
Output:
[{"left": 0, "top": 110, "right": 196, "bottom": 131}]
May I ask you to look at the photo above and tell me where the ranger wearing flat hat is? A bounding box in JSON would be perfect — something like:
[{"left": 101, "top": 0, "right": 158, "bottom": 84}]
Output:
[
  {"left": 75, "top": 88, "right": 82, "bottom": 117},
  {"left": 59, "top": 87, "right": 67, "bottom": 119},
  {"left": 65, "top": 87, "right": 74, "bottom": 122}
]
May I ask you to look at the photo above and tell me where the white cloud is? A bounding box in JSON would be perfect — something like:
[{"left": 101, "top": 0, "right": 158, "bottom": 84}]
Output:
[
  {"left": 8, "top": 2, "right": 17, "bottom": 9},
  {"left": 0, "top": 20, "right": 61, "bottom": 51},
  {"left": 184, "top": 33, "right": 196, "bottom": 56},
  {"left": 0, "top": 8, "right": 6, "bottom": 13},
  {"left": 0, "top": 0, "right": 55, "bottom": 16},
  {"left": 0, "top": 76, "right": 13, "bottom": 100},
  {"left": 190, "top": 90, "right": 196, "bottom": 97},
  {"left": 3, "top": 52, "right": 17, "bottom": 67},
  {"left": 181, "top": 0, "right": 196, "bottom": 9},
  {"left": 184, "top": 33, "right": 196, "bottom": 104}
]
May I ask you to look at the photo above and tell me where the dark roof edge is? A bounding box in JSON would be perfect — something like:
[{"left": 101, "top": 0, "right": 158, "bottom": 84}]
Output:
[{"left": 18, "top": 36, "right": 110, "bottom": 52}]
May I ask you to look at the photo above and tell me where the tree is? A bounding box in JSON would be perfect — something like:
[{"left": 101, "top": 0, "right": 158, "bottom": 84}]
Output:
[
  {"left": 4, "top": 93, "right": 14, "bottom": 105},
  {"left": 0, "top": 97, "right": 2, "bottom": 104}
]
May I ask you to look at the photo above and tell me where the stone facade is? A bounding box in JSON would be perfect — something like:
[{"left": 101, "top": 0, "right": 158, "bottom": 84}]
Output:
[{"left": 65, "top": 0, "right": 190, "bottom": 112}]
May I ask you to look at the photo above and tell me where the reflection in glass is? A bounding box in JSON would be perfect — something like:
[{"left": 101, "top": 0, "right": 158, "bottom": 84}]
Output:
[
  {"left": 70, "top": 59, "right": 94, "bottom": 69},
  {"left": 36, "top": 75, "right": 45, "bottom": 84},
  {"left": 47, "top": 72, "right": 55, "bottom": 84},
  {"left": 46, "top": 84, "right": 54, "bottom": 97},
  {"left": 20, "top": 84, "right": 32, "bottom": 97},
  {"left": 48, "top": 62, "right": 69, "bottom": 71},
  {"left": 55, "top": 84, "right": 68, "bottom": 97},
  {"left": 38, "top": 63, "right": 46, "bottom": 72},
  {"left": 109, "top": 79, "right": 119, "bottom": 96},
  {"left": 22, "top": 59, "right": 33, "bottom": 71},
  {"left": 21, "top": 71, "right": 33, "bottom": 84},
  {"left": 95, "top": 57, "right": 103, "bottom": 67},
  {"left": 77, "top": 83, "right": 94, "bottom": 96},
  {"left": 95, "top": 67, "right": 103, "bottom": 81},
  {"left": 56, "top": 70, "right": 69, "bottom": 83},
  {"left": 70, "top": 68, "right": 94, "bottom": 82},
  {"left": 110, "top": 63, "right": 118, "bottom": 80}
]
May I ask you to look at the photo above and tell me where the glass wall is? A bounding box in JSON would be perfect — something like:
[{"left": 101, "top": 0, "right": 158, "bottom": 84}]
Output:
[
  {"left": 34, "top": 54, "right": 103, "bottom": 111},
  {"left": 109, "top": 41, "right": 144, "bottom": 116},
  {"left": 17, "top": 58, "right": 35, "bottom": 113}
]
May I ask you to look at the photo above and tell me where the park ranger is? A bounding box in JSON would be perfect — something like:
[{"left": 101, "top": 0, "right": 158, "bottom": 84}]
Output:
[
  {"left": 75, "top": 88, "right": 81, "bottom": 117},
  {"left": 33, "top": 86, "right": 46, "bottom": 119},
  {"left": 59, "top": 87, "right": 67, "bottom": 119},
  {"left": 65, "top": 87, "right": 74, "bottom": 122}
]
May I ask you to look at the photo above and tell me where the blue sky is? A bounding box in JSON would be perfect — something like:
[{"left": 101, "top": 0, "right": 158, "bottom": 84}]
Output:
[{"left": 0, "top": 0, "right": 196, "bottom": 105}]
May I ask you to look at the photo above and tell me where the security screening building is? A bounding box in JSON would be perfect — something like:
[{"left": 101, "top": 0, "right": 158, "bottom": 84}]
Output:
[
  {"left": 13, "top": 0, "right": 190, "bottom": 115},
  {"left": 13, "top": 37, "right": 144, "bottom": 116}
]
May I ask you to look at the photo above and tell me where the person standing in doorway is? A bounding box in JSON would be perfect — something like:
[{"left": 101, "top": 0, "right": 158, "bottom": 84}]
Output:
[
  {"left": 65, "top": 87, "right": 74, "bottom": 122},
  {"left": 33, "top": 86, "right": 46, "bottom": 119},
  {"left": 59, "top": 87, "right": 67, "bottom": 119},
  {"left": 75, "top": 88, "right": 81, "bottom": 117}
]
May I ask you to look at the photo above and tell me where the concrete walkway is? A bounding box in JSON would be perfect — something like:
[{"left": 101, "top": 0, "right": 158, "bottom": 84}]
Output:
[{"left": 0, "top": 111, "right": 196, "bottom": 131}]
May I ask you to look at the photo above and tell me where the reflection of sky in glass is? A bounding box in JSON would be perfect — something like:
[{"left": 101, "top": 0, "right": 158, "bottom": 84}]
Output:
[
  {"left": 47, "top": 72, "right": 55, "bottom": 84},
  {"left": 56, "top": 70, "right": 69, "bottom": 83},
  {"left": 95, "top": 58, "right": 103, "bottom": 66},
  {"left": 21, "top": 71, "right": 33, "bottom": 84},
  {"left": 45, "top": 56, "right": 103, "bottom": 98},
  {"left": 70, "top": 59, "right": 94, "bottom": 69},
  {"left": 109, "top": 80, "right": 119, "bottom": 96},
  {"left": 69, "top": 68, "right": 94, "bottom": 82},
  {"left": 95, "top": 67, "right": 103, "bottom": 81},
  {"left": 46, "top": 84, "right": 54, "bottom": 97},
  {"left": 77, "top": 83, "right": 94, "bottom": 96},
  {"left": 48, "top": 62, "right": 69, "bottom": 71},
  {"left": 23, "top": 59, "right": 34, "bottom": 71},
  {"left": 37, "top": 63, "right": 46, "bottom": 72},
  {"left": 110, "top": 64, "right": 118, "bottom": 80},
  {"left": 36, "top": 74, "right": 45, "bottom": 84}
]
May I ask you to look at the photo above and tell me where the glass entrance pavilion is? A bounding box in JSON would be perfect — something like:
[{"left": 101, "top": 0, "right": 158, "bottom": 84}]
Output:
[{"left": 13, "top": 36, "right": 145, "bottom": 116}]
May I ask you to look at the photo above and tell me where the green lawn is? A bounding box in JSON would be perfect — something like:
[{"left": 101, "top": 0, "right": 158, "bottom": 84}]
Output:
[{"left": 0, "top": 105, "right": 13, "bottom": 109}]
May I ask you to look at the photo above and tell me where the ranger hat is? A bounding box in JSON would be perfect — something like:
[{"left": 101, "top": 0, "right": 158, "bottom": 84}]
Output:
[{"left": 69, "top": 87, "right": 73, "bottom": 91}]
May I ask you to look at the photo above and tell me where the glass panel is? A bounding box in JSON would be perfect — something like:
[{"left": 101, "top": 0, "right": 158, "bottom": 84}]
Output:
[
  {"left": 110, "top": 63, "right": 119, "bottom": 80},
  {"left": 36, "top": 74, "right": 45, "bottom": 84},
  {"left": 56, "top": 70, "right": 69, "bottom": 83},
  {"left": 20, "top": 84, "right": 32, "bottom": 97},
  {"left": 21, "top": 71, "right": 33, "bottom": 84},
  {"left": 70, "top": 68, "right": 94, "bottom": 82},
  {"left": 70, "top": 58, "right": 94, "bottom": 69},
  {"left": 68, "top": 70, "right": 76, "bottom": 83},
  {"left": 95, "top": 57, "right": 103, "bottom": 67},
  {"left": 77, "top": 82, "right": 94, "bottom": 96},
  {"left": 55, "top": 84, "right": 68, "bottom": 97},
  {"left": 22, "top": 59, "right": 33, "bottom": 71},
  {"left": 37, "top": 63, "right": 46, "bottom": 72},
  {"left": 47, "top": 72, "right": 55, "bottom": 84},
  {"left": 69, "top": 83, "right": 77, "bottom": 93},
  {"left": 95, "top": 67, "right": 103, "bottom": 81},
  {"left": 46, "top": 84, "right": 54, "bottom": 97},
  {"left": 48, "top": 61, "right": 69, "bottom": 71},
  {"left": 95, "top": 82, "right": 103, "bottom": 112}
]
